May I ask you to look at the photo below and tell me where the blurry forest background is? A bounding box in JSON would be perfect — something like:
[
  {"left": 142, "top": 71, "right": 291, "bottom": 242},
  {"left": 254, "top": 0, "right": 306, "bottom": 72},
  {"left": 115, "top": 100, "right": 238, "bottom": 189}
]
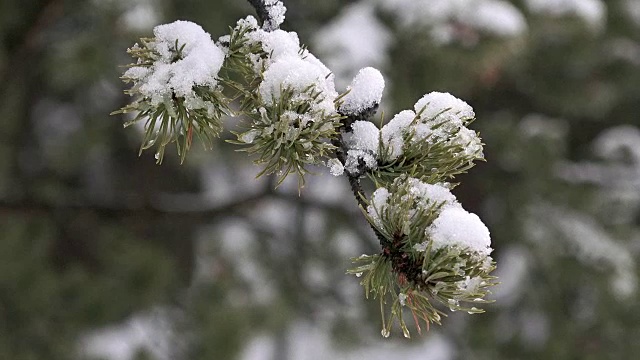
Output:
[{"left": 2, "top": 0, "right": 640, "bottom": 359}]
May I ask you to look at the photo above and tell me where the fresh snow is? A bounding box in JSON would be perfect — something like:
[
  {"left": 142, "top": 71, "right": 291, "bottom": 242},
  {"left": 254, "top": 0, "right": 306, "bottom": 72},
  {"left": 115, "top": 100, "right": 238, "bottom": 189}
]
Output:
[
  {"left": 339, "top": 67, "right": 385, "bottom": 115},
  {"left": 239, "top": 16, "right": 338, "bottom": 117},
  {"left": 347, "top": 121, "right": 380, "bottom": 154},
  {"left": 344, "top": 121, "right": 380, "bottom": 175},
  {"left": 379, "top": 92, "right": 483, "bottom": 161},
  {"left": 367, "top": 177, "right": 492, "bottom": 256},
  {"left": 258, "top": 54, "right": 337, "bottom": 115},
  {"left": 414, "top": 91, "right": 474, "bottom": 123},
  {"left": 327, "top": 158, "right": 345, "bottom": 176},
  {"left": 428, "top": 206, "right": 493, "bottom": 256},
  {"left": 406, "top": 178, "right": 457, "bottom": 207},
  {"left": 368, "top": 187, "right": 391, "bottom": 229},
  {"left": 248, "top": 29, "right": 301, "bottom": 62},
  {"left": 124, "top": 21, "right": 225, "bottom": 107},
  {"left": 380, "top": 110, "right": 416, "bottom": 161},
  {"left": 262, "top": 0, "right": 287, "bottom": 31}
]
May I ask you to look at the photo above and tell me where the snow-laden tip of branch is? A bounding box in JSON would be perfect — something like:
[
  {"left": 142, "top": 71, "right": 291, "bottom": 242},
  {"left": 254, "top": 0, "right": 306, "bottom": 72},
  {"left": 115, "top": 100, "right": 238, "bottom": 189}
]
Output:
[
  {"left": 414, "top": 91, "right": 475, "bottom": 123},
  {"left": 339, "top": 67, "right": 385, "bottom": 116},
  {"left": 428, "top": 206, "right": 493, "bottom": 256},
  {"left": 124, "top": 20, "right": 224, "bottom": 107},
  {"left": 259, "top": 54, "right": 338, "bottom": 115}
]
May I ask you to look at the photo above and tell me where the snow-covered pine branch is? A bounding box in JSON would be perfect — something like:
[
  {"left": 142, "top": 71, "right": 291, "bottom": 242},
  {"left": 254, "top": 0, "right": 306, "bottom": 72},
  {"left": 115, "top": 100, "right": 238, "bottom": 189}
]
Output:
[{"left": 113, "top": 0, "right": 496, "bottom": 338}]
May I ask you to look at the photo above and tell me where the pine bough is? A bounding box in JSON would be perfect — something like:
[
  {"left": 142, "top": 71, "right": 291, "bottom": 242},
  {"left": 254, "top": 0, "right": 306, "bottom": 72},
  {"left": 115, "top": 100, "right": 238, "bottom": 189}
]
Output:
[{"left": 113, "top": 0, "right": 497, "bottom": 338}]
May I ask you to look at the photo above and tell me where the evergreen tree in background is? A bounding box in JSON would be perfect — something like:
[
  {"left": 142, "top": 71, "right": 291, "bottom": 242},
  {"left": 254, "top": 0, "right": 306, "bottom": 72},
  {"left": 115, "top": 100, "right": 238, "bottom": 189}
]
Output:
[{"left": 0, "top": 0, "right": 639, "bottom": 359}]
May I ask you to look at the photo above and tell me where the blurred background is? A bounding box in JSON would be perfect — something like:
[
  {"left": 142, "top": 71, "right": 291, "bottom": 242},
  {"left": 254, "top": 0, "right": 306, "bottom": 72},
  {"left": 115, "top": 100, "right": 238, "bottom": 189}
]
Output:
[{"left": 1, "top": 0, "right": 640, "bottom": 359}]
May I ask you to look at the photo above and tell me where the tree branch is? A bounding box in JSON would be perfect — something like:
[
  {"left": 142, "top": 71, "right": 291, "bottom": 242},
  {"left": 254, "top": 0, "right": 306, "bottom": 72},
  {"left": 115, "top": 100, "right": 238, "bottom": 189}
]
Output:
[
  {"left": 247, "top": 0, "right": 386, "bottom": 250},
  {"left": 334, "top": 106, "right": 389, "bottom": 250}
]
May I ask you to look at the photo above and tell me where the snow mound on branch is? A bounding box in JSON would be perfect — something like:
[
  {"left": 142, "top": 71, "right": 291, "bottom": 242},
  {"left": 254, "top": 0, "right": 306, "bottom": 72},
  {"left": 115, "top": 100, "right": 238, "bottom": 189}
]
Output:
[
  {"left": 124, "top": 21, "right": 224, "bottom": 107},
  {"left": 259, "top": 54, "right": 337, "bottom": 115},
  {"left": 242, "top": 16, "right": 338, "bottom": 116},
  {"left": 414, "top": 91, "right": 475, "bottom": 122},
  {"left": 379, "top": 92, "right": 483, "bottom": 161},
  {"left": 249, "top": 29, "right": 300, "bottom": 61},
  {"left": 406, "top": 178, "right": 457, "bottom": 207},
  {"left": 344, "top": 121, "right": 380, "bottom": 175},
  {"left": 380, "top": 110, "right": 416, "bottom": 161},
  {"left": 339, "top": 67, "right": 385, "bottom": 115},
  {"left": 428, "top": 206, "right": 492, "bottom": 256},
  {"left": 367, "top": 177, "right": 492, "bottom": 256}
]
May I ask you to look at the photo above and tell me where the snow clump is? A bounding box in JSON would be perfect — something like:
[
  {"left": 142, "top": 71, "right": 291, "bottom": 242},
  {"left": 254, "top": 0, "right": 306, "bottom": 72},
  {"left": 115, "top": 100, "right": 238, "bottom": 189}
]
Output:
[
  {"left": 339, "top": 67, "right": 385, "bottom": 115},
  {"left": 427, "top": 206, "right": 492, "bottom": 256},
  {"left": 124, "top": 21, "right": 225, "bottom": 108},
  {"left": 235, "top": 16, "right": 338, "bottom": 116},
  {"left": 379, "top": 92, "right": 483, "bottom": 161},
  {"left": 344, "top": 120, "right": 380, "bottom": 175},
  {"left": 368, "top": 177, "right": 492, "bottom": 257},
  {"left": 262, "top": 0, "right": 287, "bottom": 31}
]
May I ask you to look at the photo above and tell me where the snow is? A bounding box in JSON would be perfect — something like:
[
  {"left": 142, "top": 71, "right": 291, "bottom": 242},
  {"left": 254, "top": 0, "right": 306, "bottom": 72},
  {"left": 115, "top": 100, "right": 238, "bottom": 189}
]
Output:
[
  {"left": 428, "top": 206, "right": 493, "bottom": 256},
  {"left": 124, "top": 21, "right": 224, "bottom": 107},
  {"left": 244, "top": 17, "right": 338, "bottom": 117},
  {"left": 339, "top": 67, "right": 385, "bottom": 115},
  {"left": 379, "top": 92, "right": 482, "bottom": 161},
  {"left": 238, "top": 15, "right": 259, "bottom": 29},
  {"left": 525, "top": 0, "right": 606, "bottom": 29},
  {"left": 262, "top": 0, "right": 287, "bottom": 31},
  {"left": 456, "top": 276, "right": 483, "bottom": 295},
  {"left": 313, "top": 3, "right": 391, "bottom": 88},
  {"left": 341, "top": 96, "right": 476, "bottom": 173},
  {"left": 451, "top": 127, "right": 483, "bottom": 158},
  {"left": 380, "top": 110, "right": 416, "bottom": 161},
  {"left": 327, "top": 158, "right": 344, "bottom": 176},
  {"left": 368, "top": 177, "right": 491, "bottom": 256},
  {"left": 345, "top": 150, "right": 378, "bottom": 175},
  {"left": 406, "top": 178, "right": 457, "bottom": 207},
  {"left": 398, "top": 292, "right": 408, "bottom": 306},
  {"left": 347, "top": 121, "right": 380, "bottom": 154},
  {"left": 414, "top": 92, "right": 474, "bottom": 123},
  {"left": 248, "top": 29, "right": 300, "bottom": 61},
  {"left": 344, "top": 120, "right": 380, "bottom": 175},
  {"left": 368, "top": 187, "right": 391, "bottom": 228},
  {"left": 258, "top": 54, "right": 337, "bottom": 115}
]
